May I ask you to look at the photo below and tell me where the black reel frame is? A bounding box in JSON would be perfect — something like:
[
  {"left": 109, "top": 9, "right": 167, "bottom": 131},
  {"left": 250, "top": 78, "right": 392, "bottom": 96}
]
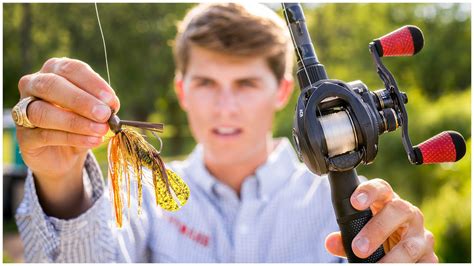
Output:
[
  {"left": 293, "top": 41, "right": 418, "bottom": 176},
  {"left": 291, "top": 36, "right": 418, "bottom": 176}
]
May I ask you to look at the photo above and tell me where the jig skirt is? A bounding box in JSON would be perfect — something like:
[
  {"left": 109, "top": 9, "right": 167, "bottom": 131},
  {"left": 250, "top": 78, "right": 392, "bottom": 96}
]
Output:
[{"left": 107, "top": 119, "right": 190, "bottom": 228}]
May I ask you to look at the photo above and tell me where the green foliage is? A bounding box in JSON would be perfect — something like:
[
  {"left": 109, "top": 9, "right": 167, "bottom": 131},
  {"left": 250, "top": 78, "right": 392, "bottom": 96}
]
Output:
[{"left": 3, "top": 3, "right": 471, "bottom": 262}]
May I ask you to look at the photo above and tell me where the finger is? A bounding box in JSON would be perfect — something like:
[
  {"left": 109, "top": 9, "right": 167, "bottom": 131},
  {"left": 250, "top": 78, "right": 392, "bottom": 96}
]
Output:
[
  {"left": 27, "top": 100, "right": 109, "bottom": 136},
  {"left": 19, "top": 72, "right": 112, "bottom": 123},
  {"left": 351, "top": 198, "right": 424, "bottom": 258},
  {"left": 378, "top": 236, "right": 427, "bottom": 263},
  {"left": 418, "top": 252, "right": 439, "bottom": 263},
  {"left": 350, "top": 178, "right": 395, "bottom": 211},
  {"left": 19, "top": 128, "right": 103, "bottom": 149},
  {"left": 41, "top": 57, "right": 120, "bottom": 111},
  {"left": 416, "top": 230, "right": 437, "bottom": 262},
  {"left": 325, "top": 231, "right": 347, "bottom": 258}
]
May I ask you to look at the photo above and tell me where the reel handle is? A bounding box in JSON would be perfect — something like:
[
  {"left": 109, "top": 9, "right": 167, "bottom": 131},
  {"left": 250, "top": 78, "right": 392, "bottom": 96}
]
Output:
[{"left": 328, "top": 169, "right": 385, "bottom": 262}]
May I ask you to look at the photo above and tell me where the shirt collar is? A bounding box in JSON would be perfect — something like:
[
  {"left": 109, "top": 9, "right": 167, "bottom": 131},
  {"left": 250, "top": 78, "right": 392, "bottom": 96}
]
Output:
[{"left": 185, "top": 138, "right": 301, "bottom": 199}]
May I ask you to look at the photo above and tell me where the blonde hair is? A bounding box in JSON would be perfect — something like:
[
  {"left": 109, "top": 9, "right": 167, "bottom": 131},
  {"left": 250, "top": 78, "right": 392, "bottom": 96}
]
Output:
[{"left": 173, "top": 3, "right": 293, "bottom": 80}]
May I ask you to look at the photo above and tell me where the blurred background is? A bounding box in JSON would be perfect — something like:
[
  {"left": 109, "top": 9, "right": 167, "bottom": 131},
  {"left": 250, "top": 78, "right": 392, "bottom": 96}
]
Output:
[{"left": 2, "top": 3, "right": 471, "bottom": 263}]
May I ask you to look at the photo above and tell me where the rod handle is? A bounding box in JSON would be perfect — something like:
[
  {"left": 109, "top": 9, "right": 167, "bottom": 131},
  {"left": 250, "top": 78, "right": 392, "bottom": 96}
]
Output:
[{"left": 328, "top": 169, "right": 385, "bottom": 263}]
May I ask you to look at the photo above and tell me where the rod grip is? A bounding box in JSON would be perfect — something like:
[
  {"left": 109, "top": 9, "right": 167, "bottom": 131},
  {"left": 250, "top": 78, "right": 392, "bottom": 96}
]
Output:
[
  {"left": 338, "top": 209, "right": 385, "bottom": 262},
  {"left": 328, "top": 170, "right": 385, "bottom": 263}
]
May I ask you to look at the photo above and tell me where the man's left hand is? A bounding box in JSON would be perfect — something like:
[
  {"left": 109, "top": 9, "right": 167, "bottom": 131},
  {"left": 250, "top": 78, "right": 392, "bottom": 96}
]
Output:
[{"left": 325, "top": 178, "right": 438, "bottom": 263}]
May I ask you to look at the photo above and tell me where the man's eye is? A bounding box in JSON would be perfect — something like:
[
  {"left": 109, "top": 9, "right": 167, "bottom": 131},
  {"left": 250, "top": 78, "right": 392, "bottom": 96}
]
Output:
[
  {"left": 198, "top": 79, "right": 214, "bottom": 87},
  {"left": 238, "top": 80, "right": 258, "bottom": 88}
]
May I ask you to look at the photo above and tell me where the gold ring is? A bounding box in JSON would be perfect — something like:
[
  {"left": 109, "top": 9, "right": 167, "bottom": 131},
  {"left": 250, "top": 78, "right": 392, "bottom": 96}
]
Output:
[{"left": 12, "top": 96, "right": 38, "bottom": 129}]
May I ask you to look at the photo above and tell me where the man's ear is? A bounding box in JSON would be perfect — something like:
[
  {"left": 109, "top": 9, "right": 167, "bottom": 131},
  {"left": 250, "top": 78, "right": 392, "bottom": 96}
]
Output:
[
  {"left": 275, "top": 74, "right": 294, "bottom": 110},
  {"left": 174, "top": 75, "right": 188, "bottom": 110}
]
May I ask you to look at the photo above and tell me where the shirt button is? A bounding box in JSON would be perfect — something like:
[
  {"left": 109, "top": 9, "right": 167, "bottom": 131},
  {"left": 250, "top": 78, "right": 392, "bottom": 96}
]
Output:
[{"left": 238, "top": 225, "right": 249, "bottom": 234}]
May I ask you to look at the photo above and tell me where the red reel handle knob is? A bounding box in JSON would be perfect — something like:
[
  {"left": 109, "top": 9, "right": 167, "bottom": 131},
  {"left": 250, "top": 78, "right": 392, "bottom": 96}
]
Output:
[
  {"left": 373, "top": 25, "right": 424, "bottom": 57},
  {"left": 413, "top": 131, "right": 466, "bottom": 164}
]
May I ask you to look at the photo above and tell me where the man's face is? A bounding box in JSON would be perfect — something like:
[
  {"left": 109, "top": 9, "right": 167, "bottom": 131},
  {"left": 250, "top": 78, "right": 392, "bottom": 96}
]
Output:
[{"left": 176, "top": 45, "right": 293, "bottom": 165}]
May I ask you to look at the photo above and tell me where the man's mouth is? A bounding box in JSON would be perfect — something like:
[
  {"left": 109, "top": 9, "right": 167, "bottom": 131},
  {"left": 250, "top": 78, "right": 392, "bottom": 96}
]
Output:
[{"left": 212, "top": 127, "right": 243, "bottom": 137}]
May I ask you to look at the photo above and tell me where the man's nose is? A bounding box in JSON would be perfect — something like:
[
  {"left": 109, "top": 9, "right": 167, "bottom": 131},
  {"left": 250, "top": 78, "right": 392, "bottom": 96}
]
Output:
[{"left": 215, "top": 87, "right": 239, "bottom": 114}]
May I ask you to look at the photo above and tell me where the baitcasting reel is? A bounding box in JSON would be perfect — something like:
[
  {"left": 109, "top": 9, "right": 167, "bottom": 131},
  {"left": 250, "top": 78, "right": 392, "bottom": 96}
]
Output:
[{"left": 282, "top": 3, "right": 466, "bottom": 263}]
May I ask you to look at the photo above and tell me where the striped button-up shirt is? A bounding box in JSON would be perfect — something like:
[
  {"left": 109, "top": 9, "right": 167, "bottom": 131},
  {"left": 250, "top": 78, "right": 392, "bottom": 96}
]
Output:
[{"left": 16, "top": 138, "right": 344, "bottom": 262}]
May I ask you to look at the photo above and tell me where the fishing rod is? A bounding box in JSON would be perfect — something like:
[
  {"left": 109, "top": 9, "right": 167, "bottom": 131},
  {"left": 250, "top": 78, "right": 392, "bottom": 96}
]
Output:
[{"left": 282, "top": 3, "right": 466, "bottom": 263}]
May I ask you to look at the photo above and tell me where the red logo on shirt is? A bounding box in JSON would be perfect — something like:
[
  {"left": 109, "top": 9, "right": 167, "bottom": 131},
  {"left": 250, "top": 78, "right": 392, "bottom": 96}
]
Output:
[{"left": 165, "top": 216, "right": 210, "bottom": 247}]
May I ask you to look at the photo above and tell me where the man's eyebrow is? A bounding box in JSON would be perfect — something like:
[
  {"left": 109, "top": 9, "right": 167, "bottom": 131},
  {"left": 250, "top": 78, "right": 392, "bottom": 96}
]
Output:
[
  {"left": 190, "top": 76, "right": 263, "bottom": 82},
  {"left": 235, "top": 77, "right": 263, "bottom": 82},
  {"left": 190, "top": 75, "right": 213, "bottom": 81}
]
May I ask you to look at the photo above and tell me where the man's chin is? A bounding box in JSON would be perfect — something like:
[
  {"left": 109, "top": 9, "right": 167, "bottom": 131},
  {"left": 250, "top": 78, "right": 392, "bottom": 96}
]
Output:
[{"left": 204, "top": 147, "right": 248, "bottom": 165}]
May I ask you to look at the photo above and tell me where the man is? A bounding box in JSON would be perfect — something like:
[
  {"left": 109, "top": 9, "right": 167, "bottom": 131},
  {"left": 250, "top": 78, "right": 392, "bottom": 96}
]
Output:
[{"left": 14, "top": 3, "right": 437, "bottom": 262}]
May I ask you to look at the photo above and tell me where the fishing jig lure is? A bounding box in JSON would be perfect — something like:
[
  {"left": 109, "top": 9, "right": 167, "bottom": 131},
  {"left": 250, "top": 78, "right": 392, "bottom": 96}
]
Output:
[
  {"left": 107, "top": 114, "right": 190, "bottom": 227},
  {"left": 95, "top": 4, "right": 190, "bottom": 228}
]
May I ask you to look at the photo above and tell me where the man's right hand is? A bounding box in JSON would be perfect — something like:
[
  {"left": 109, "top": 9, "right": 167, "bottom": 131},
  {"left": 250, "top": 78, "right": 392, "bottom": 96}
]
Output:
[{"left": 16, "top": 57, "right": 120, "bottom": 218}]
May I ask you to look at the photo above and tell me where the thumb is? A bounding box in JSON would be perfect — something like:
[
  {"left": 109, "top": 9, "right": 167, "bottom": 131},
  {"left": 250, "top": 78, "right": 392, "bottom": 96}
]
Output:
[{"left": 325, "top": 231, "right": 347, "bottom": 258}]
